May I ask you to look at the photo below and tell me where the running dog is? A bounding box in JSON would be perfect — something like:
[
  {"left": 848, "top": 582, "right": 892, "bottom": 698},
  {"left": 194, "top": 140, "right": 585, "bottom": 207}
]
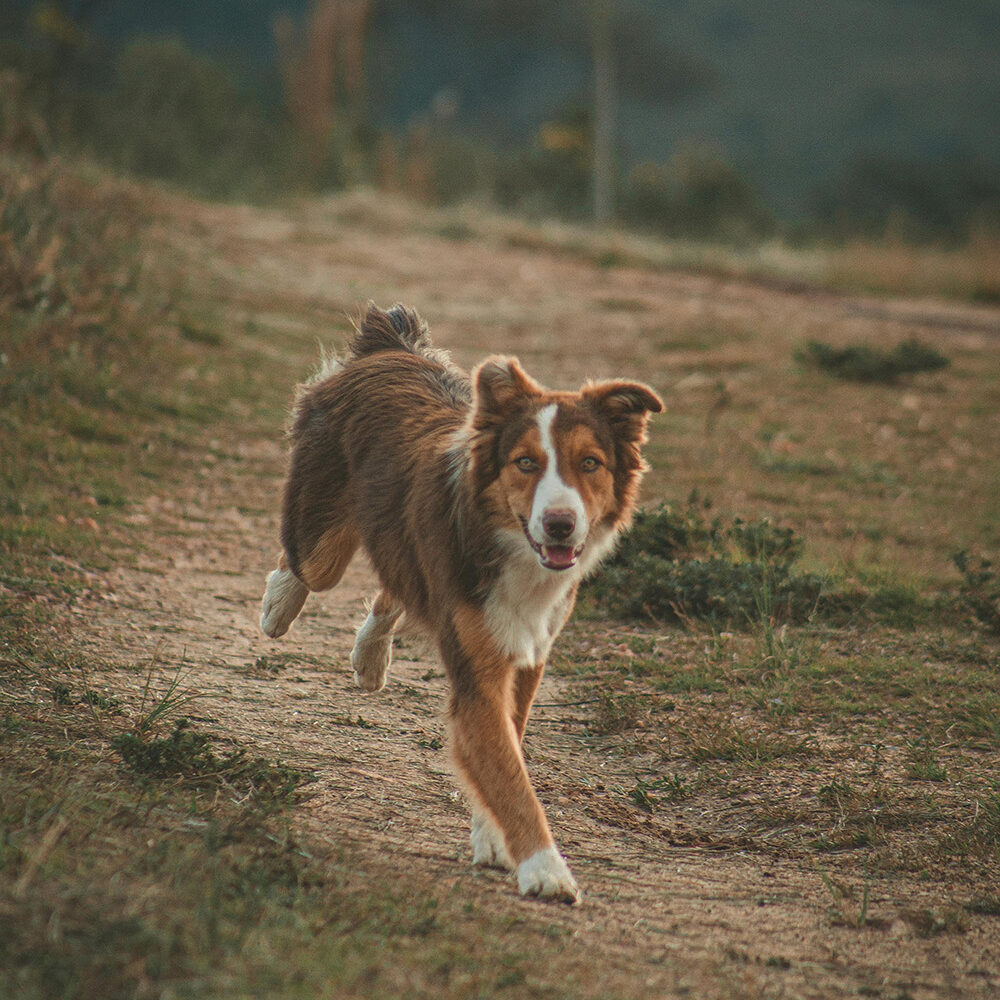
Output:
[{"left": 260, "top": 303, "right": 662, "bottom": 903}]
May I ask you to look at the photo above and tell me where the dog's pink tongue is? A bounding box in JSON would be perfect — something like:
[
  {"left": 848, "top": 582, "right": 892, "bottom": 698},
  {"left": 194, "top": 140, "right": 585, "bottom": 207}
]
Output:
[{"left": 543, "top": 545, "right": 576, "bottom": 569}]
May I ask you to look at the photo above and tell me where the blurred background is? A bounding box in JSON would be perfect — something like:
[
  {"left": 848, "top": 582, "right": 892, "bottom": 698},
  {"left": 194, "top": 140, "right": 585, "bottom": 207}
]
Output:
[{"left": 2, "top": 0, "right": 999, "bottom": 246}]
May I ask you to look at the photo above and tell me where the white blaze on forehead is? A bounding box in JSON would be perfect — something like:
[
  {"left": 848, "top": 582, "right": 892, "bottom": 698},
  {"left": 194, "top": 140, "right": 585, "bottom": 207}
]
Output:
[{"left": 528, "top": 403, "right": 588, "bottom": 545}]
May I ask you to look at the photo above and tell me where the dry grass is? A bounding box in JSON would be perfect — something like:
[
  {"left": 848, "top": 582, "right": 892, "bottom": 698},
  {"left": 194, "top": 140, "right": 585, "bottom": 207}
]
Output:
[
  {"left": 319, "top": 187, "right": 1000, "bottom": 304},
  {"left": 827, "top": 235, "right": 1000, "bottom": 303}
]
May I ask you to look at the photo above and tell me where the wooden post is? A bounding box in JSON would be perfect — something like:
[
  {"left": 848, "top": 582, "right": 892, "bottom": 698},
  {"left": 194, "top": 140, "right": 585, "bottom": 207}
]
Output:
[{"left": 591, "top": 0, "right": 616, "bottom": 227}]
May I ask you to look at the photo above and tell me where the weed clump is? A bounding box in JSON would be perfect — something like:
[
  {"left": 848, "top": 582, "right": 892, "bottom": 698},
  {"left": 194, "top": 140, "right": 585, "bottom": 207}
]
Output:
[
  {"left": 631, "top": 774, "right": 694, "bottom": 813},
  {"left": 797, "top": 338, "right": 949, "bottom": 382},
  {"left": 953, "top": 551, "right": 1000, "bottom": 634},
  {"left": 585, "top": 494, "right": 823, "bottom": 626},
  {"left": 113, "top": 718, "right": 310, "bottom": 809},
  {"left": 0, "top": 159, "right": 142, "bottom": 321}
]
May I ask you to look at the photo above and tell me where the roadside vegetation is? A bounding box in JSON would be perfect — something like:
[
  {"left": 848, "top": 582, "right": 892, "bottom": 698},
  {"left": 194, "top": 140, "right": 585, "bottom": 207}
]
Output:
[
  {"left": 796, "top": 338, "right": 950, "bottom": 383},
  {"left": 572, "top": 330, "right": 1000, "bottom": 921}
]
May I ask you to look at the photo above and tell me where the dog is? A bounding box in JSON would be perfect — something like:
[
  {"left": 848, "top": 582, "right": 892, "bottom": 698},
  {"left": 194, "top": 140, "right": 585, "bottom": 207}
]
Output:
[{"left": 260, "top": 303, "right": 662, "bottom": 903}]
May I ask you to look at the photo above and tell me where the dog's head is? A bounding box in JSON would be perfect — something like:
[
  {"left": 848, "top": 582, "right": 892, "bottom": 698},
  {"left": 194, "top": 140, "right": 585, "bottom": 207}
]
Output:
[{"left": 468, "top": 356, "right": 662, "bottom": 573}]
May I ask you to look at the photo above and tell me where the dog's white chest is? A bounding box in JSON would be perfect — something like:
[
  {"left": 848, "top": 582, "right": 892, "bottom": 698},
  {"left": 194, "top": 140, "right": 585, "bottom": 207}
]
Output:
[{"left": 483, "top": 552, "right": 580, "bottom": 668}]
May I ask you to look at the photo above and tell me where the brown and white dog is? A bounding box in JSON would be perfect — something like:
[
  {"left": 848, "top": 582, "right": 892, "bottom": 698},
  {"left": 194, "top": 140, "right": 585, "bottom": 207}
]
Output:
[{"left": 260, "top": 304, "right": 661, "bottom": 903}]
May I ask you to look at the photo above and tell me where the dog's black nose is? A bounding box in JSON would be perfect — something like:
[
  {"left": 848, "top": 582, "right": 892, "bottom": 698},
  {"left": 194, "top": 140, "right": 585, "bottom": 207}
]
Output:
[{"left": 542, "top": 510, "right": 576, "bottom": 541}]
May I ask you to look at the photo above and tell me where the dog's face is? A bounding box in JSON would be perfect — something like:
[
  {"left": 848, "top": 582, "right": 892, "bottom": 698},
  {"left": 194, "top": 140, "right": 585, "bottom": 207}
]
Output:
[{"left": 469, "top": 357, "right": 663, "bottom": 573}]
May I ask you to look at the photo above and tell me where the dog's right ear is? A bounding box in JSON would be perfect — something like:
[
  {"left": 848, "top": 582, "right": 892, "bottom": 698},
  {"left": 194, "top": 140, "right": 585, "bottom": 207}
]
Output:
[{"left": 472, "top": 356, "right": 543, "bottom": 421}]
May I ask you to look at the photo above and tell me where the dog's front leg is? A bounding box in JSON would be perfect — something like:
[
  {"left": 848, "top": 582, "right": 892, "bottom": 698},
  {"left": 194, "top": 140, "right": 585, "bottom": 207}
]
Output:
[
  {"left": 450, "top": 691, "right": 579, "bottom": 903},
  {"left": 468, "top": 661, "right": 546, "bottom": 872},
  {"left": 444, "top": 611, "right": 579, "bottom": 904}
]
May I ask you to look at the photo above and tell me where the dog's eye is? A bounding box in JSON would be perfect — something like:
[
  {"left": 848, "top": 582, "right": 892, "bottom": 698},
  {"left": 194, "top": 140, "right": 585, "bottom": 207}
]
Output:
[
  {"left": 580, "top": 456, "right": 602, "bottom": 472},
  {"left": 514, "top": 456, "right": 539, "bottom": 472}
]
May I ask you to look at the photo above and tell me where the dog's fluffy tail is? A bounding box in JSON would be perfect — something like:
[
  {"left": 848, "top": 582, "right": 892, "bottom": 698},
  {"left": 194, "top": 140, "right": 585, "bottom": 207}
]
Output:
[
  {"left": 349, "top": 303, "right": 431, "bottom": 359},
  {"left": 300, "top": 301, "right": 470, "bottom": 409}
]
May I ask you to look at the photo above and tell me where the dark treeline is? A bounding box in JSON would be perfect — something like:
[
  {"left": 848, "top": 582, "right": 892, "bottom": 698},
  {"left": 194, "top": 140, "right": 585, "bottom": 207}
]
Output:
[{"left": 1, "top": 0, "right": 998, "bottom": 244}]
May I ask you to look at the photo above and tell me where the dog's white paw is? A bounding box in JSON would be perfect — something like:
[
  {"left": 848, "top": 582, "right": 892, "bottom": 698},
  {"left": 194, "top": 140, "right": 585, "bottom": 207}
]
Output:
[
  {"left": 260, "top": 569, "right": 308, "bottom": 638},
  {"left": 350, "top": 637, "right": 392, "bottom": 692},
  {"left": 470, "top": 813, "right": 514, "bottom": 870},
  {"left": 517, "top": 846, "right": 580, "bottom": 904},
  {"left": 350, "top": 605, "right": 402, "bottom": 691}
]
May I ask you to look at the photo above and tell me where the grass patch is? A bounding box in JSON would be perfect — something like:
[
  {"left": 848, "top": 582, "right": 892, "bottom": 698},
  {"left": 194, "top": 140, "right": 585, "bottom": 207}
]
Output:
[
  {"left": 964, "top": 895, "right": 1000, "bottom": 917},
  {"left": 584, "top": 494, "right": 825, "bottom": 626},
  {"left": 953, "top": 550, "right": 1000, "bottom": 634},
  {"left": 903, "top": 906, "right": 970, "bottom": 938},
  {"left": 2, "top": 141, "right": 999, "bottom": 997},
  {"left": 796, "top": 338, "right": 949, "bottom": 383},
  {"left": 329, "top": 713, "right": 380, "bottom": 729},
  {"left": 0, "top": 727, "right": 574, "bottom": 1000},
  {"left": 567, "top": 611, "right": 1000, "bottom": 878},
  {"left": 680, "top": 715, "right": 813, "bottom": 765},
  {"left": 818, "top": 872, "right": 879, "bottom": 929},
  {"left": 587, "top": 690, "right": 673, "bottom": 735},
  {"left": 630, "top": 773, "right": 695, "bottom": 813},
  {"left": 940, "top": 791, "right": 1000, "bottom": 860},
  {"left": 112, "top": 717, "right": 311, "bottom": 810},
  {"left": 807, "top": 773, "right": 907, "bottom": 854},
  {"left": 0, "top": 656, "right": 557, "bottom": 1000},
  {"left": 0, "top": 155, "right": 292, "bottom": 606},
  {"left": 904, "top": 740, "right": 948, "bottom": 782},
  {"left": 179, "top": 319, "right": 224, "bottom": 346}
]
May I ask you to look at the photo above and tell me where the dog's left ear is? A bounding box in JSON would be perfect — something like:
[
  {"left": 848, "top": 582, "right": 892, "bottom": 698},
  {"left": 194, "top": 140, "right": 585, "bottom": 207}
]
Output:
[
  {"left": 583, "top": 381, "right": 663, "bottom": 439},
  {"left": 472, "top": 356, "right": 544, "bottom": 421}
]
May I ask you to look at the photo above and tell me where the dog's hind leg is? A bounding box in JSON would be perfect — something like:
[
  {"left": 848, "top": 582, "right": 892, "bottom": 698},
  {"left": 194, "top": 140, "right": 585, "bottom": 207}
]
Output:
[
  {"left": 350, "top": 589, "right": 403, "bottom": 692},
  {"left": 294, "top": 524, "right": 359, "bottom": 592},
  {"left": 261, "top": 526, "right": 358, "bottom": 638},
  {"left": 260, "top": 553, "right": 309, "bottom": 638}
]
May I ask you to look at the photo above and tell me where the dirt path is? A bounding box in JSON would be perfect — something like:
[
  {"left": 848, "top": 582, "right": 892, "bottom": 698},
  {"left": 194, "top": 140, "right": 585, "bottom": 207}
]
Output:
[{"left": 77, "top": 192, "right": 999, "bottom": 998}]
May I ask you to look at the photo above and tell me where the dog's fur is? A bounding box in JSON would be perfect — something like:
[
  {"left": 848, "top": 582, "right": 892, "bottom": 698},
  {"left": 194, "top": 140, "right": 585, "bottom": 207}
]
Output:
[{"left": 261, "top": 303, "right": 662, "bottom": 903}]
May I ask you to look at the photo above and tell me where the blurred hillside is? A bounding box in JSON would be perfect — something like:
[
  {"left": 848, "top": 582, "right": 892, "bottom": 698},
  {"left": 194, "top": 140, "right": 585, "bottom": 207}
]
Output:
[{"left": 2, "top": 0, "right": 999, "bottom": 241}]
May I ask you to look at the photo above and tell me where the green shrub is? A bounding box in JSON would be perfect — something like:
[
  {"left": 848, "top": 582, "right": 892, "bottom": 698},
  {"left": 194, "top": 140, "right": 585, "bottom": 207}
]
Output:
[
  {"left": 0, "top": 158, "right": 152, "bottom": 426},
  {"left": 112, "top": 717, "right": 218, "bottom": 778},
  {"left": 90, "top": 38, "right": 300, "bottom": 200},
  {"left": 953, "top": 551, "right": 1000, "bottom": 634},
  {"left": 426, "top": 133, "right": 495, "bottom": 205},
  {"left": 811, "top": 153, "right": 1000, "bottom": 243},
  {"left": 620, "top": 144, "right": 774, "bottom": 242},
  {"left": 0, "top": 158, "right": 141, "bottom": 317},
  {"left": 113, "top": 718, "right": 311, "bottom": 809},
  {"left": 797, "top": 338, "right": 949, "bottom": 382},
  {"left": 494, "top": 106, "right": 592, "bottom": 219},
  {"left": 494, "top": 145, "right": 591, "bottom": 220},
  {"left": 585, "top": 495, "right": 823, "bottom": 625}
]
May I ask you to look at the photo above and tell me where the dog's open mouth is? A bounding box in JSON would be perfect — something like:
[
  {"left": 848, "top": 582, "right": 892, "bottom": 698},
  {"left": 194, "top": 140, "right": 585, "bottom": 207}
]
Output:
[{"left": 520, "top": 519, "right": 584, "bottom": 571}]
